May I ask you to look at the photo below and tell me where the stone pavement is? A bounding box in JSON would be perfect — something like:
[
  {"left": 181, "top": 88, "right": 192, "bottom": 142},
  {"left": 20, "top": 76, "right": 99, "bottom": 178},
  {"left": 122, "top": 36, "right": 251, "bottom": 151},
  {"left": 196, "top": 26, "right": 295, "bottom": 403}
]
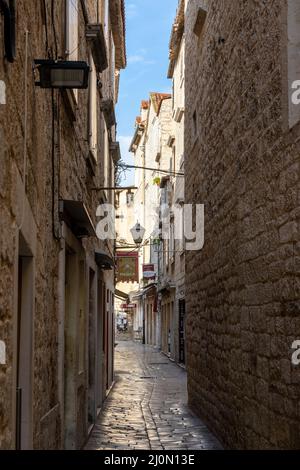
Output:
[{"left": 85, "top": 341, "right": 222, "bottom": 450}]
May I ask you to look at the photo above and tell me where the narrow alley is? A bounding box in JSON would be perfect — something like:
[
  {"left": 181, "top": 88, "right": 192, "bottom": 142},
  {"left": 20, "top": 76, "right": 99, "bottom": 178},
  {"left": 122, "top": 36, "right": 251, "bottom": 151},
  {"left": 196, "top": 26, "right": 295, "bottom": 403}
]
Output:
[
  {"left": 2, "top": 0, "right": 300, "bottom": 456},
  {"left": 85, "top": 342, "right": 222, "bottom": 451}
]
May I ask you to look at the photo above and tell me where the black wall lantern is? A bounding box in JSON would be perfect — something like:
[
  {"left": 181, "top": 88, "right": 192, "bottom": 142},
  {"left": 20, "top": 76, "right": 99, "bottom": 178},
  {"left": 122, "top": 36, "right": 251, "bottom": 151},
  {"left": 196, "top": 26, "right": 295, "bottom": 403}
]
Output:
[
  {"left": 34, "top": 60, "right": 90, "bottom": 89},
  {"left": 0, "top": 0, "right": 16, "bottom": 63}
]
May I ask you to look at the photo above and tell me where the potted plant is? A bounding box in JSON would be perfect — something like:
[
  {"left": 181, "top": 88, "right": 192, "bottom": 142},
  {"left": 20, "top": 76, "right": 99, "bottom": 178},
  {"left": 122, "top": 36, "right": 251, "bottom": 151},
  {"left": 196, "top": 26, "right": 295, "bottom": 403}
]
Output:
[{"left": 153, "top": 177, "right": 161, "bottom": 186}]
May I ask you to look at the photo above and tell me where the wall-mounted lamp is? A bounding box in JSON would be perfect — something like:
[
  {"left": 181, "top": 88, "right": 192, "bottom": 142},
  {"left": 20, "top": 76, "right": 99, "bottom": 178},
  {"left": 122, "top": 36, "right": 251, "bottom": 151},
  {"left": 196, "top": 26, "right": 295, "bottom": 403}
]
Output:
[{"left": 34, "top": 60, "right": 90, "bottom": 89}]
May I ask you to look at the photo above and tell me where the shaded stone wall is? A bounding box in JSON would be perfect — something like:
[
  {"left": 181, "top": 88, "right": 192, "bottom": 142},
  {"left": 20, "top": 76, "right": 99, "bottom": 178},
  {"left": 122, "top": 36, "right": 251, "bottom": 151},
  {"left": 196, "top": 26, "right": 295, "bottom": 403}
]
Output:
[
  {"left": 0, "top": 0, "right": 120, "bottom": 449},
  {"left": 185, "top": 0, "right": 300, "bottom": 449}
]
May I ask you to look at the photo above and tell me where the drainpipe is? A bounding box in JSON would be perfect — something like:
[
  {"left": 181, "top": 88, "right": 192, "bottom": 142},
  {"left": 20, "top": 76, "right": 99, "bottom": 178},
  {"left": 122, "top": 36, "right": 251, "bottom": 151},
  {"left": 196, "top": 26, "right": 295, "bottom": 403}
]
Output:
[{"left": 0, "top": 0, "right": 16, "bottom": 62}]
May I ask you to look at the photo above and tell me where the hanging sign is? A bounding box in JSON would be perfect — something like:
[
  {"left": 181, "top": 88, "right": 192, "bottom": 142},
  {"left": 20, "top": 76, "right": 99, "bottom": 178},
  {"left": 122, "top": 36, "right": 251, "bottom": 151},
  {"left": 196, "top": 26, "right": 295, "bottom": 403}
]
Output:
[
  {"left": 116, "top": 252, "right": 139, "bottom": 283},
  {"left": 143, "top": 264, "right": 156, "bottom": 280}
]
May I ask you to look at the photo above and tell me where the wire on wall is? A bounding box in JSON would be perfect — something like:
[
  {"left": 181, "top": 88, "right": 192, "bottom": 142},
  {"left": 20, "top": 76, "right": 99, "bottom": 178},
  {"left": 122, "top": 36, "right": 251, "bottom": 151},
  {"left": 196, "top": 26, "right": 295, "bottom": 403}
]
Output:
[
  {"left": 51, "top": 0, "right": 58, "bottom": 59},
  {"left": 17, "top": 30, "right": 29, "bottom": 231}
]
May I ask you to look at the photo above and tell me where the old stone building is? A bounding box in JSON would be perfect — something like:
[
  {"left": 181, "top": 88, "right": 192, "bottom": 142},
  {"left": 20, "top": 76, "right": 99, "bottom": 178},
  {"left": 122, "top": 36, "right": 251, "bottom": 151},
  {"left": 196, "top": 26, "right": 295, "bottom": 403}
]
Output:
[
  {"left": 185, "top": 0, "right": 300, "bottom": 449},
  {"left": 158, "top": 0, "right": 186, "bottom": 364},
  {"left": 129, "top": 94, "right": 172, "bottom": 348},
  {"left": 0, "top": 0, "right": 126, "bottom": 449},
  {"left": 115, "top": 188, "right": 139, "bottom": 340}
]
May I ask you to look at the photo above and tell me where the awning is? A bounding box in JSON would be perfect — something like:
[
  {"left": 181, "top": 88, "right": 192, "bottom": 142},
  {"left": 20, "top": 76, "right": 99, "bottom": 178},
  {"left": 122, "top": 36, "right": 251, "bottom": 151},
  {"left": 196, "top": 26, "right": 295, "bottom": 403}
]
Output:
[
  {"left": 115, "top": 289, "right": 129, "bottom": 301},
  {"left": 131, "top": 291, "right": 143, "bottom": 301},
  {"left": 95, "top": 250, "right": 114, "bottom": 270},
  {"left": 131, "top": 284, "right": 157, "bottom": 301},
  {"left": 59, "top": 200, "right": 96, "bottom": 238}
]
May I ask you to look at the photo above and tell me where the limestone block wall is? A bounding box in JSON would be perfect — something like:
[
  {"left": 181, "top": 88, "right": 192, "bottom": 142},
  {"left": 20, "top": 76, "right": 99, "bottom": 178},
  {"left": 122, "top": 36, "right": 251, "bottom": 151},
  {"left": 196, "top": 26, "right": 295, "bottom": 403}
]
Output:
[
  {"left": 185, "top": 0, "right": 300, "bottom": 449},
  {"left": 0, "top": 0, "right": 121, "bottom": 449}
]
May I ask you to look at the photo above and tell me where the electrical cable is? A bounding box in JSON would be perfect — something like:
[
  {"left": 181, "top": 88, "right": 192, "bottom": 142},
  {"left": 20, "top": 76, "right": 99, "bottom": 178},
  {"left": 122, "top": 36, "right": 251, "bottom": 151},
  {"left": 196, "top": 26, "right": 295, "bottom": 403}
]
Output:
[
  {"left": 51, "top": 0, "right": 58, "bottom": 59},
  {"left": 17, "top": 30, "right": 29, "bottom": 231},
  {"left": 118, "top": 163, "right": 184, "bottom": 177},
  {"left": 42, "top": 0, "right": 50, "bottom": 57}
]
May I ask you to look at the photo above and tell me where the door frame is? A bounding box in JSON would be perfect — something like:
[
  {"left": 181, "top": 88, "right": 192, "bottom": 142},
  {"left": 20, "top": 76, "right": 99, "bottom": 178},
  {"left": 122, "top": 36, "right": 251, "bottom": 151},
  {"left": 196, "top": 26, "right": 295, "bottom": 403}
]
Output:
[{"left": 12, "top": 180, "right": 37, "bottom": 450}]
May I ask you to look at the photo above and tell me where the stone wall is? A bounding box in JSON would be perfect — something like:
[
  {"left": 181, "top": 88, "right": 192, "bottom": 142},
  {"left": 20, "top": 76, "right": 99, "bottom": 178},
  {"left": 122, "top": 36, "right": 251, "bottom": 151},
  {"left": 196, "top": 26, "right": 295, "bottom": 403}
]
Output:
[
  {"left": 185, "top": 0, "right": 300, "bottom": 449},
  {"left": 0, "top": 0, "right": 122, "bottom": 449}
]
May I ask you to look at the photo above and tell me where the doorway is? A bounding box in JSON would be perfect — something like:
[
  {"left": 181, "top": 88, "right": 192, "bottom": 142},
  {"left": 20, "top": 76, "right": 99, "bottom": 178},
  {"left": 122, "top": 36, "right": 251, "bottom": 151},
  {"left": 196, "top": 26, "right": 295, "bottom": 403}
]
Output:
[
  {"left": 88, "top": 268, "right": 96, "bottom": 427},
  {"left": 96, "top": 279, "right": 104, "bottom": 412},
  {"left": 16, "top": 233, "right": 34, "bottom": 450},
  {"left": 64, "top": 248, "right": 77, "bottom": 449}
]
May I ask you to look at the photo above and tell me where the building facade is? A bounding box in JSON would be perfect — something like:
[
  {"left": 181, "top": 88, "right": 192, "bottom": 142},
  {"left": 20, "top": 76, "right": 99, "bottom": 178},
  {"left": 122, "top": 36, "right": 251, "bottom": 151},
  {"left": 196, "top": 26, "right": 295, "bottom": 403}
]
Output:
[
  {"left": 0, "top": 0, "right": 126, "bottom": 449},
  {"left": 115, "top": 188, "right": 139, "bottom": 339},
  {"left": 158, "top": 0, "right": 186, "bottom": 364},
  {"left": 185, "top": 0, "right": 300, "bottom": 449},
  {"left": 129, "top": 94, "right": 172, "bottom": 348}
]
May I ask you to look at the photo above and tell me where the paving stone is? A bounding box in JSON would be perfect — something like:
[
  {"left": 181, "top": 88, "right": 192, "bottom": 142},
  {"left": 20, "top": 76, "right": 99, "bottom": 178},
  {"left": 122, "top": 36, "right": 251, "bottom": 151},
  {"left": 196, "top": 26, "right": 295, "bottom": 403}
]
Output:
[{"left": 85, "top": 341, "right": 222, "bottom": 450}]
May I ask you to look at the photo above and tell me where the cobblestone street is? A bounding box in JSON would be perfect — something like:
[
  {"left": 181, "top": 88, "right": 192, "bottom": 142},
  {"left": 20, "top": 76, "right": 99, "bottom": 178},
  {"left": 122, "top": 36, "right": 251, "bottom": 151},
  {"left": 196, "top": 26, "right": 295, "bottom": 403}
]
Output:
[{"left": 85, "top": 342, "right": 222, "bottom": 450}]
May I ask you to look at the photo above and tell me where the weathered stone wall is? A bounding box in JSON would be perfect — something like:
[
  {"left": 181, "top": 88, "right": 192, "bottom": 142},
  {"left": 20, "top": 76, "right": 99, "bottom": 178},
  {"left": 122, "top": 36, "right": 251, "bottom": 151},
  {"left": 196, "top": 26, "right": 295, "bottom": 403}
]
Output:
[
  {"left": 185, "top": 0, "right": 300, "bottom": 449},
  {"left": 0, "top": 0, "right": 119, "bottom": 449},
  {"left": 172, "top": 34, "right": 185, "bottom": 365}
]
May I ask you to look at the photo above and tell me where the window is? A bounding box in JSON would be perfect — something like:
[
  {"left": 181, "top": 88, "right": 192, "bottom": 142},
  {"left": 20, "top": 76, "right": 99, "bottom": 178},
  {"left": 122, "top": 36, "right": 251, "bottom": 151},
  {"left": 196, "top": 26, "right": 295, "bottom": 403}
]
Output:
[
  {"left": 65, "top": 0, "right": 79, "bottom": 101},
  {"left": 193, "top": 7, "right": 207, "bottom": 38},
  {"left": 100, "top": 0, "right": 110, "bottom": 42},
  {"left": 164, "top": 239, "right": 169, "bottom": 271},
  {"left": 65, "top": 0, "right": 78, "bottom": 60},
  {"left": 179, "top": 208, "right": 185, "bottom": 253},
  {"left": 89, "top": 53, "right": 98, "bottom": 161},
  {"left": 104, "top": 124, "right": 110, "bottom": 189},
  {"left": 170, "top": 219, "right": 175, "bottom": 264},
  {"left": 108, "top": 153, "right": 113, "bottom": 203},
  {"left": 126, "top": 192, "right": 134, "bottom": 205},
  {"left": 172, "top": 79, "right": 175, "bottom": 110},
  {"left": 110, "top": 32, "right": 116, "bottom": 99}
]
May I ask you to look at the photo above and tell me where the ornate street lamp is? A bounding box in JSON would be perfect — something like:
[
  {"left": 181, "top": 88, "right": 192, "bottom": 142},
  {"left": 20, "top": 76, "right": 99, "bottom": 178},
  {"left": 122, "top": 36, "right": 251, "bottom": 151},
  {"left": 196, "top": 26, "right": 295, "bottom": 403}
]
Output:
[
  {"left": 34, "top": 60, "right": 90, "bottom": 89},
  {"left": 130, "top": 222, "right": 145, "bottom": 246}
]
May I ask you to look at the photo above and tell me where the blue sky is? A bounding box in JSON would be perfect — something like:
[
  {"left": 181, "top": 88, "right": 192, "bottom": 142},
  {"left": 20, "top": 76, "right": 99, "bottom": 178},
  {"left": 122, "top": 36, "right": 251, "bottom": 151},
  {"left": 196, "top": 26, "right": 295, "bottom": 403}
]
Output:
[{"left": 116, "top": 0, "right": 177, "bottom": 185}]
